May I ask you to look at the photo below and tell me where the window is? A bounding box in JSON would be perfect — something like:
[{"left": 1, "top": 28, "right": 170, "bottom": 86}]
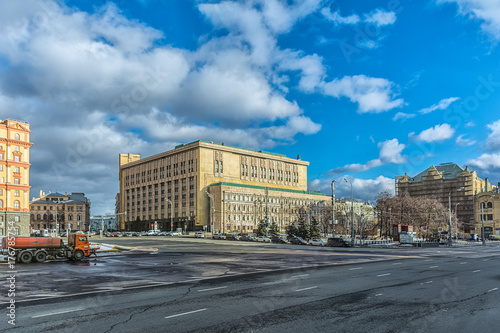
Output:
[
  {"left": 0, "top": 154, "right": 3, "bottom": 160},
  {"left": 14, "top": 146, "right": 20, "bottom": 151},
  {"left": 15, "top": 134, "right": 20, "bottom": 140},
  {"left": 14, "top": 156, "right": 20, "bottom": 162},
  {"left": 14, "top": 166, "right": 20, "bottom": 173},
  {"left": 14, "top": 179, "right": 20, "bottom": 185},
  {"left": 14, "top": 200, "right": 20, "bottom": 209},
  {"left": 487, "top": 202, "right": 493, "bottom": 209},
  {"left": 0, "top": 200, "right": 2, "bottom": 208},
  {"left": 14, "top": 190, "right": 19, "bottom": 197}
]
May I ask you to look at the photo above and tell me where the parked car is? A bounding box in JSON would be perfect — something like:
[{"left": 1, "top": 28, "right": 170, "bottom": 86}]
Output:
[
  {"left": 212, "top": 233, "right": 223, "bottom": 240},
  {"left": 170, "top": 231, "right": 182, "bottom": 236},
  {"left": 309, "top": 239, "right": 326, "bottom": 246},
  {"left": 225, "top": 234, "right": 240, "bottom": 241},
  {"left": 240, "top": 235, "right": 254, "bottom": 241},
  {"left": 271, "top": 236, "right": 287, "bottom": 244},
  {"left": 194, "top": 231, "right": 205, "bottom": 238},
  {"left": 255, "top": 236, "right": 271, "bottom": 243},
  {"left": 289, "top": 237, "right": 307, "bottom": 245},
  {"left": 327, "top": 237, "right": 352, "bottom": 247}
]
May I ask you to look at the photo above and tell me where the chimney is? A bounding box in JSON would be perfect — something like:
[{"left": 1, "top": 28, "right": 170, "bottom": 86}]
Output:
[
  {"left": 39, "top": 190, "right": 44, "bottom": 197},
  {"left": 485, "top": 178, "right": 489, "bottom": 192},
  {"left": 297, "top": 154, "right": 300, "bottom": 160},
  {"left": 65, "top": 192, "right": 68, "bottom": 196}
]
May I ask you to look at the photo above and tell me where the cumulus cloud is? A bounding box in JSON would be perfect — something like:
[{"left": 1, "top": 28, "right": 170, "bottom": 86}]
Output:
[
  {"left": 414, "top": 123, "right": 455, "bottom": 142},
  {"left": 437, "top": 0, "right": 500, "bottom": 40},
  {"left": 327, "top": 138, "right": 406, "bottom": 175},
  {"left": 322, "top": 75, "right": 404, "bottom": 113},
  {"left": 309, "top": 175, "right": 395, "bottom": 202},
  {"left": 320, "top": 8, "right": 360, "bottom": 25},
  {"left": 456, "top": 134, "right": 476, "bottom": 147},
  {"left": 418, "top": 97, "right": 460, "bottom": 114},
  {"left": 321, "top": 7, "right": 396, "bottom": 27},
  {"left": 467, "top": 153, "right": 500, "bottom": 172},
  {"left": 485, "top": 119, "right": 500, "bottom": 152},
  {"left": 364, "top": 9, "right": 397, "bottom": 26}
]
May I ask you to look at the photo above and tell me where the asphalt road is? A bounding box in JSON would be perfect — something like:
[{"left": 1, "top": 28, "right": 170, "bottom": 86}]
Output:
[{"left": 1, "top": 237, "right": 499, "bottom": 332}]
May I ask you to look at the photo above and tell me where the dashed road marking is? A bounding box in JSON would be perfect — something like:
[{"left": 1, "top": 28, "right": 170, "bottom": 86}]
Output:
[
  {"left": 349, "top": 267, "right": 362, "bottom": 270},
  {"left": 197, "top": 286, "right": 227, "bottom": 292},
  {"left": 487, "top": 288, "right": 498, "bottom": 293},
  {"left": 291, "top": 274, "right": 309, "bottom": 278},
  {"left": 32, "top": 308, "right": 85, "bottom": 318},
  {"left": 473, "top": 270, "right": 481, "bottom": 273},
  {"left": 377, "top": 273, "right": 391, "bottom": 277},
  {"left": 295, "top": 286, "right": 318, "bottom": 292},
  {"left": 165, "top": 308, "right": 207, "bottom": 319},
  {"left": 430, "top": 266, "right": 439, "bottom": 268}
]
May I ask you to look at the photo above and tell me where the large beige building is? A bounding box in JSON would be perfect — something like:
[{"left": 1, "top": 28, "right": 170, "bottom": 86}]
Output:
[
  {"left": 0, "top": 119, "right": 33, "bottom": 236},
  {"left": 118, "top": 140, "right": 330, "bottom": 233},
  {"left": 30, "top": 191, "right": 92, "bottom": 233},
  {"left": 397, "top": 163, "right": 496, "bottom": 233}
]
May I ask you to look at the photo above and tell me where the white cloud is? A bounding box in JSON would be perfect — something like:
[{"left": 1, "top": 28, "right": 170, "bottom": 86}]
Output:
[
  {"left": 309, "top": 175, "right": 395, "bottom": 202},
  {"left": 322, "top": 75, "right": 404, "bottom": 113},
  {"left": 438, "top": 0, "right": 500, "bottom": 40},
  {"left": 456, "top": 134, "right": 477, "bottom": 146},
  {"left": 418, "top": 97, "right": 460, "bottom": 114},
  {"left": 327, "top": 138, "right": 406, "bottom": 175},
  {"left": 467, "top": 153, "right": 500, "bottom": 172},
  {"left": 321, "top": 8, "right": 360, "bottom": 25},
  {"left": 414, "top": 123, "right": 455, "bottom": 142},
  {"left": 364, "top": 9, "right": 397, "bottom": 27},
  {"left": 392, "top": 112, "right": 416, "bottom": 121},
  {"left": 485, "top": 119, "right": 500, "bottom": 152}
]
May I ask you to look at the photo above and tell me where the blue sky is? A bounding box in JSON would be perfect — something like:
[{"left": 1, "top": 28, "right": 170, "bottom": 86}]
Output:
[{"left": 2, "top": 0, "right": 500, "bottom": 214}]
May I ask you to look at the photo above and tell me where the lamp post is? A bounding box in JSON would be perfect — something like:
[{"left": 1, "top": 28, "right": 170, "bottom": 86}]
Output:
[
  {"left": 165, "top": 198, "right": 173, "bottom": 232},
  {"left": 344, "top": 178, "right": 354, "bottom": 245},
  {"left": 331, "top": 180, "right": 336, "bottom": 237},
  {"left": 448, "top": 191, "right": 453, "bottom": 246},
  {"left": 205, "top": 189, "right": 215, "bottom": 238},
  {"left": 455, "top": 202, "right": 460, "bottom": 241},
  {"left": 481, "top": 201, "right": 486, "bottom": 245}
]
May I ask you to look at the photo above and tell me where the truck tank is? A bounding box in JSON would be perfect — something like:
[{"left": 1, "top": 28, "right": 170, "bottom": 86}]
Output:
[{"left": 1, "top": 237, "right": 64, "bottom": 250}]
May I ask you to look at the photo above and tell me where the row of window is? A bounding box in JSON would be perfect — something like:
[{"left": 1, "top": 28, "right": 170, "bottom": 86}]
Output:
[
  {"left": 32, "top": 214, "right": 82, "bottom": 221},
  {"left": 125, "top": 159, "right": 196, "bottom": 186},
  {"left": 480, "top": 202, "right": 494, "bottom": 209},
  {"left": 0, "top": 154, "right": 22, "bottom": 162},
  {"left": 32, "top": 205, "right": 84, "bottom": 211},
  {"left": 0, "top": 200, "right": 21, "bottom": 209},
  {"left": 240, "top": 164, "right": 298, "bottom": 183}
]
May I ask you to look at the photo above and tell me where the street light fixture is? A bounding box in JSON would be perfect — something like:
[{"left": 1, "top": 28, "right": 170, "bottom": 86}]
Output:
[
  {"left": 454, "top": 202, "right": 460, "bottom": 241},
  {"left": 344, "top": 178, "right": 354, "bottom": 245}
]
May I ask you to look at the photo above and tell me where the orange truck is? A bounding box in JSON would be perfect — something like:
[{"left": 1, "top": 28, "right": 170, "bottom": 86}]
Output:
[{"left": 1, "top": 233, "right": 98, "bottom": 263}]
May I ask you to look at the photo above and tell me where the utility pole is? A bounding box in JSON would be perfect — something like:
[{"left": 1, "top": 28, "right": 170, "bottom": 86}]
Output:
[
  {"left": 448, "top": 191, "right": 453, "bottom": 246},
  {"left": 165, "top": 198, "right": 173, "bottom": 232},
  {"left": 331, "top": 180, "right": 336, "bottom": 237},
  {"left": 344, "top": 178, "right": 354, "bottom": 245}
]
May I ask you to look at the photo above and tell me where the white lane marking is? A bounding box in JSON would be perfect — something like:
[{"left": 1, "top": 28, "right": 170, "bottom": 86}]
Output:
[
  {"left": 392, "top": 262, "right": 402, "bottom": 265},
  {"left": 349, "top": 267, "right": 362, "bottom": 270},
  {"left": 256, "top": 269, "right": 269, "bottom": 271},
  {"left": 375, "top": 294, "right": 383, "bottom": 296},
  {"left": 424, "top": 259, "right": 432, "bottom": 262},
  {"left": 473, "top": 270, "right": 481, "bottom": 273},
  {"left": 460, "top": 262, "right": 467, "bottom": 265},
  {"left": 483, "top": 259, "right": 489, "bottom": 261},
  {"left": 291, "top": 274, "right": 309, "bottom": 278},
  {"left": 197, "top": 286, "right": 228, "bottom": 292},
  {"left": 487, "top": 288, "right": 498, "bottom": 293},
  {"left": 165, "top": 308, "right": 207, "bottom": 319},
  {"left": 377, "top": 273, "right": 391, "bottom": 277},
  {"left": 295, "top": 286, "right": 318, "bottom": 292},
  {"left": 32, "top": 308, "right": 85, "bottom": 318},
  {"left": 430, "top": 266, "right": 439, "bottom": 268},
  {"left": 421, "top": 281, "right": 433, "bottom": 285}
]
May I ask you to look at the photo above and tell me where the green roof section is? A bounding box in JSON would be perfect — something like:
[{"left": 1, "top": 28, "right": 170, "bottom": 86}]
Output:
[
  {"left": 411, "top": 163, "right": 481, "bottom": 182},
  {"left": 175, "top": 140, "right": 288, "bottom": 158},
  {"left": 209, "top": 182, "right": 328, "bottom": 197}
]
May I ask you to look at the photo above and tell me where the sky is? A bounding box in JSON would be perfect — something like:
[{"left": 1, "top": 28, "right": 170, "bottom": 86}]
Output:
[{"left": 2, "top": 0, "right": 500, "bottom": 215}]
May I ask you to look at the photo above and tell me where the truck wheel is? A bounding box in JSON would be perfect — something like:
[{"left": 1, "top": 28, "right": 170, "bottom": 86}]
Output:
[
  {"left": 18, "top": 251, "right": 33, "bottom": 264},
  {"left": 73, "top": 250, "right": 84, "bottom": 261},
  {"left": 33, "top": 251, "right": 48, "bottom": 263}
]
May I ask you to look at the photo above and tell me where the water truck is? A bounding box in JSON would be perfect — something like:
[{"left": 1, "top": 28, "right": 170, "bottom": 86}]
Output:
[{"left": 1, "top": 233, "right": 98, "bottom": 263}]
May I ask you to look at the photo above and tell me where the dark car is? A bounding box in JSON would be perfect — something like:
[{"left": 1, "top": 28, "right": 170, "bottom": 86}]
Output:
[
  {"left": 240, "top": 235, "right": 254, "bottom": 241},
  {"left": 271, "top": 236, "right": 287, "bottom": 244},
  {"left": 225, "top": 234, "right": 239, "bottom": 241},
  {"left": 327, "top": 237, "right": 352, "bottom": 247},
  {"left": 289, "top": 237, "right": 307, "bottom": 245}
]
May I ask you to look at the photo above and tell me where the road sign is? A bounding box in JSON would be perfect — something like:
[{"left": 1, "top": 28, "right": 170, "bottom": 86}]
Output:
[{"left": 438, "top": 227, "right": 443, "bottom": 233}]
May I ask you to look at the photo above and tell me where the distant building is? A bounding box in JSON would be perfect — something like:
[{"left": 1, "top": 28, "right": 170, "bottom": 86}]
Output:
[
  {"left": 475, "top": 188, "right": 500, "bottom": 239},
  {"left": 90, "top": 215, "right": 118, "bottom": 232},
  {"left": 0, "top": 119, "right": 33, "bottom": 236},
  {"left": 30, "top": 191, "right": 91, "bottom": 232},
  {"left": 118, "top": 140, "right": 331, "bottom": 233},
  {"left": 397, "top": 163, "right": 496, "bottom": 233}
]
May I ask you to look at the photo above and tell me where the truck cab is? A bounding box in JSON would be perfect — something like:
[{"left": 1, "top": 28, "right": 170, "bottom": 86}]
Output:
[{"left": 68, "top": 233, "right": 95, "bottom": 259}]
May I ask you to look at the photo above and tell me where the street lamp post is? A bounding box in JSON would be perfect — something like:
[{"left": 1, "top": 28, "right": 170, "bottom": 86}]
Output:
[
  {"left": 205, "top": 189, "right": 215, "bottom": 238},
  {"left": 331, "top": 180, "right": 336, "bottom": 237},
  {"left": 481, "top": 201, "right": 486, "bottom": 245},
  {"left": 448, "top": 191, "right": 453, "bottom": 246},
  {"left": 455, "top": 202, "right": 460, "bottom": 241},
  {"left": 344, "top": 178, "right": 354, "bottom": 245},
  {"left": 165, "top": 198, "right": 173, "bottom": 232}
]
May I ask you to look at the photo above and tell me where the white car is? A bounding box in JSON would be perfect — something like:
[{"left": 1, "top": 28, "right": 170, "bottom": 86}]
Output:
[
  {"left": 309, "top": 239, "right": 326, "bottom": 246},
  {"left": 256, "top": 236, "right": 271, "bottom": 243},
  {"left": 194, "top": 231, "right": 205, "bottom": 238}
]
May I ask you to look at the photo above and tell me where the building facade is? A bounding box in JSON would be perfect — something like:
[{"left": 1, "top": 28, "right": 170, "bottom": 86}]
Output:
[
  {"left": 0, "top": 119, "right": 33, "bottom": 236},
  {"left": 397, "top": 163, "right": 496, "bottom": 233},
  {"left": 89, "top": 215, "right": 118, "bottom": 233},
  {"left": 475, "top": 189, "right": 500, "bottom": 239},
  {"left": 30, "top": 191, "right": 91, "bottom": 232},
  {"left": 118, "top": 140, "right": 331, "bottom": 232}
]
